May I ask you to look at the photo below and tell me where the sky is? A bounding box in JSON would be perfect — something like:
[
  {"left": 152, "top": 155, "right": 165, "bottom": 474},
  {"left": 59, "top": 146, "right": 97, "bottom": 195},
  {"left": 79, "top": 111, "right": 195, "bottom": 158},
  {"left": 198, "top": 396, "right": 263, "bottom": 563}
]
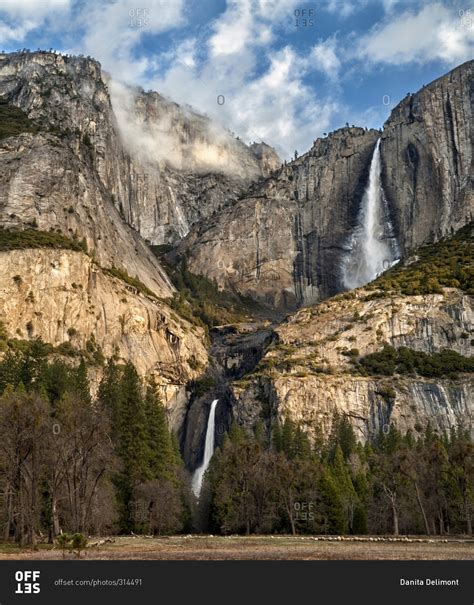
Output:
[{"left": 0, "top": 0, "right": 473, "bottom": 158}]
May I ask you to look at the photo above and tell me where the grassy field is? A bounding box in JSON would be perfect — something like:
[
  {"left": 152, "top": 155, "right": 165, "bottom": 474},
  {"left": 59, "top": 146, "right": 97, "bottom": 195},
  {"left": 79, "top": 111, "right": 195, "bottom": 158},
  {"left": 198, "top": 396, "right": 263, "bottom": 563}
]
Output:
[{"left": 0, "top": 535, "right": 473, "bottom": 560}]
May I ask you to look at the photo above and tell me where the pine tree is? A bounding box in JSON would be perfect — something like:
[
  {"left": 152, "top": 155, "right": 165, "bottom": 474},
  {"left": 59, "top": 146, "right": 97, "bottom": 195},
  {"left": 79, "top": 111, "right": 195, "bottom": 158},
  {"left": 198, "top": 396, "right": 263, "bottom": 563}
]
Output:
[
  {"left": 20, "top": 339, "right": 49, "bottom": 389},
  {"left": 118, "top": 363, "right": 149, "bottom": 484},
  {"left": 98, "top": 359, "right": 122, "bottom": 442},
  {"left": 281, "top": 416, "right": 296, "bottom": 458},
  {"left": 293, "top": 425, "right": 311, "bottom": 459},
  {"left": 0, "top": 350, "right": 22, "bottom": 393},
  {"left": 144, "top": 377, "right": 174, "bottom": 480},
  {"left": 319, "top": 468, "right": 346, "bottom": 534},
  {"left": 352, "top": 471, "right": 369, "bottom": 534},
  {"left": 331, "top": 445, "right": 359, "bottom": 533},
  {"left": 40, "top": 360, "right": 72, "bottom": 404},
  {"left": 337, "top": 415, "right": 357, "bottom": 460},
  {"left": 271, "top": 419, "right": 282, "bottom": 451},
  {"left": 71, "top": 359, "right": 91, "bottom": 405},
  {"left": 106, "top": 362, "right": 149, "bottom": 532}
]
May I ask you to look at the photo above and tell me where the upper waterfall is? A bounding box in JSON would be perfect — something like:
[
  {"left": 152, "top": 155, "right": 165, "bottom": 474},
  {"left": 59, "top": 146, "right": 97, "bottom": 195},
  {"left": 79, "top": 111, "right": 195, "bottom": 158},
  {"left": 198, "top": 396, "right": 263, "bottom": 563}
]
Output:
[
  {"left": 342, "top": 138, "right": 399, "bottom": 289},
  {"left": 192, "top": 399, "right": 218, "bottom": 498}
]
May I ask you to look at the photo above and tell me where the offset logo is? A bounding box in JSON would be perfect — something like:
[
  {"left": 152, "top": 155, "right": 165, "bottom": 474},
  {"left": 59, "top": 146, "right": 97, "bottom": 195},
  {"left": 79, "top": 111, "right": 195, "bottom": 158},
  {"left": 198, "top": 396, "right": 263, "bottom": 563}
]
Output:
[{"left": 15, "top": 571, "right": 40, "bottom": 594}]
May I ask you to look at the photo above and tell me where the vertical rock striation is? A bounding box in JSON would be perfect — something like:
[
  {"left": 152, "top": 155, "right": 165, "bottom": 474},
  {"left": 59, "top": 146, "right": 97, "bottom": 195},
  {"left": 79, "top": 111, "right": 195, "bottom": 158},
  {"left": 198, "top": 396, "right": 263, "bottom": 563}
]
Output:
[{"left": 381, "top": 60, "right": 473, "bottom": 251}]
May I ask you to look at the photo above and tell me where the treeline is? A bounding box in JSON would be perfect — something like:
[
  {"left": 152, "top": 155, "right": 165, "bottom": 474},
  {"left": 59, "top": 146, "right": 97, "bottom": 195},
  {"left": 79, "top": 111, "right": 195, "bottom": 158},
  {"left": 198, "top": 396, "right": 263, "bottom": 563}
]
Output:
[
  {"left": 0, "top": 341, "right": 472, "bottom": 544},
  {"left": 204, "top": 417, "right": 473, "bottom": 536},
  {"left": 0, "top": 342, "right": 186, "bottom": 545}
]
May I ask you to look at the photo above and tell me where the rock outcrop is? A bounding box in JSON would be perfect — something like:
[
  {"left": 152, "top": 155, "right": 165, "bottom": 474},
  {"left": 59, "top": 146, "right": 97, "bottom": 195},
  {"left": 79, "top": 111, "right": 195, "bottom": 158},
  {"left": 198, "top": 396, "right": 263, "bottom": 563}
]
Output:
[
  {"left": 0, "top": 52, "right": 173, "bottom": 296},
  {"left": 0, "top": 248, "right": 208, "bottom": 430},
  {"left": 109, "top": 81, "right": 281, "bottom": 243},
  {"left": 231, "top": 287, "right": 473, "bottom": 441},
  {"left": 181, "top": 61, "right": 473, "bottom": 311}
]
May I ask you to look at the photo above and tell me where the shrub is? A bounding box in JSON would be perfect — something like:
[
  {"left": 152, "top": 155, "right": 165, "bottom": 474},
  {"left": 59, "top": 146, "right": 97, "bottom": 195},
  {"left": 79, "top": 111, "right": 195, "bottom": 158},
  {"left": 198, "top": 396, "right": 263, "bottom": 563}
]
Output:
[
  {"left": 342, "top": 348, "right": 359, "bottom": 358},
  {"left": 55, "top": 341, "right": 78, "bottom": 357},
  {"left": 0, "top": 229, "right": 88, "bottom": 254},
  {"left": 191, "top": 375, "right": 217, "bottom": 398},
  {"left": 378, "top": 385, "right": 396, "bottom": 401},
  {"left": 0, "top": 99, "right": 41, "bottom": 140},
  {"left": 56, "top": 533, "right": 72, "bottom": 558},
  {"left": 355, "top": 345, "right": 474, "bottom": 378},
  {"left": 370, "top": 222, "right": 473, "bottom": 295},
  {"left": 71, "top": 533, "right": 88, "bottom": 557},
  {"left": 105, "top": 266, "right": 157, "bottom": 299}
]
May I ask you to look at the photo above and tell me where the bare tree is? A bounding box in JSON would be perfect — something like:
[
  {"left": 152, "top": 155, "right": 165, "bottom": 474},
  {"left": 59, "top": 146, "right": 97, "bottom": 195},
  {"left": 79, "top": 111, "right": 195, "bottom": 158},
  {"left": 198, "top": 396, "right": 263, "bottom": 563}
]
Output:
[{"left": 0, "top": 388, "right": 50, "bottom": 545}]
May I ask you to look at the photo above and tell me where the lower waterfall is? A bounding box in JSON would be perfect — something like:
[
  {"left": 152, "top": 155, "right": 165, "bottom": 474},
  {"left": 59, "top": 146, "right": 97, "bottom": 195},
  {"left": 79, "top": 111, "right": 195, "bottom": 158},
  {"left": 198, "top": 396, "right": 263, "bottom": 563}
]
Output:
[
  {"left": 191, "top": 399, "right": 218, "bottom": 498},
  {"left": 342, "top": 138, "right": 399, "bottom": 289}
]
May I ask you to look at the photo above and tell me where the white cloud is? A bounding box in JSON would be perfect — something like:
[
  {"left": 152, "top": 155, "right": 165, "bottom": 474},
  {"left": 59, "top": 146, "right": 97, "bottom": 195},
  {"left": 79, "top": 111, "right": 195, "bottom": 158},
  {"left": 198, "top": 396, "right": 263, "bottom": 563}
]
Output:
[
  {"left": 153, "top": 43, "right": 339, "bottom": 159},
  {"left": 174, "top": 38, "right": 197, "bottom": 70},
  {"left": 145, "top": 0, "right": 340, "bottom": 158},
  {"left": 0, "top": 0, "right": 70, "bottom": 19},
  {"left": 356, "top": 3, "right": 474, "bottom": 65},
  {"left": 0, "top": 20, "right": 36, "bottom": 44},
  {"left": 209, "top": 0, "right": 254, "bottom": 56},
  {"left": 0, "top": 0, "right": 71, "bottom": 45},
  {"left": 76, "top": 0, "right": 185, "bottom": 83},
  {"left": 311, "top": 37, "right": 341, "bottom": 80},
  {"left": 323, "top": 0, "right": 369, "bottom": 18},
  {"left": 208, "top": 0, "right": 299, "bottom": 57}
]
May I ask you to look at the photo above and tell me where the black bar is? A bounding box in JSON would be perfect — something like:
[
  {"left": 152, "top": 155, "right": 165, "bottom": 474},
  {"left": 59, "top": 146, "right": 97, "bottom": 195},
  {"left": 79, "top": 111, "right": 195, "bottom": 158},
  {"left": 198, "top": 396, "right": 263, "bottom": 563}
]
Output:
[{"left": 0, "top": 561, "right": 472, "bottom": 605}]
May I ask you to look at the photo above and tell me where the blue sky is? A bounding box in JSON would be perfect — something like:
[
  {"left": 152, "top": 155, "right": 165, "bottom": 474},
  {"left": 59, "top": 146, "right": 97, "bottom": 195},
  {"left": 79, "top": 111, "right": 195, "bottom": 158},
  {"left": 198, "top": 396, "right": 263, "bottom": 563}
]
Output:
[{"left": 0, "top": 0, "right": 473, "bottom": 157}]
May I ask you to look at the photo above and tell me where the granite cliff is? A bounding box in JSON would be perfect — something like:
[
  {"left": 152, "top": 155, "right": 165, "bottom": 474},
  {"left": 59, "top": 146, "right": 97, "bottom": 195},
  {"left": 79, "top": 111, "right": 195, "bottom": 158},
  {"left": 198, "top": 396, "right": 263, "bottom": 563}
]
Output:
[
  {"left": 181, "top": 61, "right": 473, "bottom": 312},
  {"left": 229, "top": 224, "right": 473, "bottom": 444}
]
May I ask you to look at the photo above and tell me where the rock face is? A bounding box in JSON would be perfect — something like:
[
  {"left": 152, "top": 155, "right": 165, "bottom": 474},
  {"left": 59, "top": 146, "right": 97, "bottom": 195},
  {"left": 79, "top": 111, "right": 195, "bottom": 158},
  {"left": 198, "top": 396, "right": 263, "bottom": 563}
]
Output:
[
  {"left": 0, "top": 131, "right": 173, "bottom": 298},
  {"left": 231, "top": 287, "right": 473, "bottom": 441},
  {"left": 0, "top": 248, "right": 208, "bottom": 430},
  {"left": 382, "top": 61, "right": 473, "bottom": 250},
  {"left": 109, "top": 81, "right": 281, "bottom": 244},
  {"left": 182, "top": 61, "right": 473, "bottom": 311},
  {"left": 183, "top": 127, "right": 379, "bottom": 310},
  {"left": 234, "top": 374, "right": 471, "bottom": 442},
  {"left": 0, "top": 52, "right": 173, "bottom": 297},
  {"left": 0, "top": 51, "right": 279, "bottom": 247},
  {"left": 0, "top": 51, "right": 219, "bottom": 426}
]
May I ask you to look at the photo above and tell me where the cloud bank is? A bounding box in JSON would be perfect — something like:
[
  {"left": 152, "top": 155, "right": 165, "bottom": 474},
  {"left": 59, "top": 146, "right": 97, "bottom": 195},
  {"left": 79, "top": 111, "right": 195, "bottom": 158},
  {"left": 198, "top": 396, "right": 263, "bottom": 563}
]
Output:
[{"left": 1, "top": 1, "right": 472, "bottom": 159}]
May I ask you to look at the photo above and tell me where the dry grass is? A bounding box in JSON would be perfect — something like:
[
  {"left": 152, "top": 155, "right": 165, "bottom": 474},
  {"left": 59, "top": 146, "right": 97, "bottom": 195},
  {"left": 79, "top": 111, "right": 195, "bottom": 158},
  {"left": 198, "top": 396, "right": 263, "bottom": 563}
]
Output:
[{"left": 1, "top": 535, "right": 473, "bottom": 560}]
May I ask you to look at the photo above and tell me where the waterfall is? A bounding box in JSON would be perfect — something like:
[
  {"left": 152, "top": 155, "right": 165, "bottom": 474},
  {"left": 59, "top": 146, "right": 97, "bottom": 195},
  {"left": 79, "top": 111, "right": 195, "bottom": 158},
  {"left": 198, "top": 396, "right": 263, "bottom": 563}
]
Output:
[
  {"left": 167, "top": 185, "right": 189, "bottom": 238},
  {"left": 192, "top": 399, "right": 218, "bottom": 498},
  {"left": 342, "top": 138, "right": 399, "bottom": 289}
]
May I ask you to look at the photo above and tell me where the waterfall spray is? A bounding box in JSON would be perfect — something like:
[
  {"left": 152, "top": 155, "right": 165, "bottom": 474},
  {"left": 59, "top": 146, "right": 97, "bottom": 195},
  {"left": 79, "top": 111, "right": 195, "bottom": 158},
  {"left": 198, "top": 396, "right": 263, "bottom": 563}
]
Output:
[
  {"left": 192, "top": 399, "right": 218, "bottom": 498},
  {"left": 342, "top": 138, "right": 399, "bottom": 289}
]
